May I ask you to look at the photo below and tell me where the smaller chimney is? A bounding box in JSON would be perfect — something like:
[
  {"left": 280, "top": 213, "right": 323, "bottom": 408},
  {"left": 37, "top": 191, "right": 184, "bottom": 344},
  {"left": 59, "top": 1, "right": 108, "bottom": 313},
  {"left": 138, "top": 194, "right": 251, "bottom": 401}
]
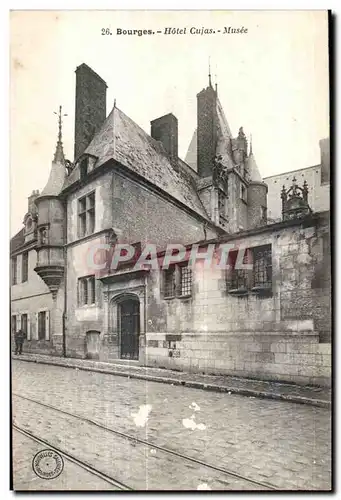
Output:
[
  {"left": 28, "top": 190, "right": 39, "bottom": 214},
  {"left": 319, "top": 138, "right": 330, "bottom": 184},
  {"left": 151, "top": 113, "right": 178, "bottom": 160}
]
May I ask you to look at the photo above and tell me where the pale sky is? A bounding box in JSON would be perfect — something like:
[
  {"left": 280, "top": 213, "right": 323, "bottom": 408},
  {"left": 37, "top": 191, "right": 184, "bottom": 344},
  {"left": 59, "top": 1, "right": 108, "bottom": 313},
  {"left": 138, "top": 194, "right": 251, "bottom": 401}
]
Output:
[{"left": 10, "top": 10, "right": 329, "bottom": 236}]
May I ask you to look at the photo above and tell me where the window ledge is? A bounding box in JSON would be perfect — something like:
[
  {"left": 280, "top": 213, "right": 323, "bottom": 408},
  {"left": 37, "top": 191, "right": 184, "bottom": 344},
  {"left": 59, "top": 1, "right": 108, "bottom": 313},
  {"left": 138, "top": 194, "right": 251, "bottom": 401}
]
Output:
[
  {"left": 77, "top": 303, "right": 97, "bottom": 308},
  {"left": 251, "top": 285, "right": 272, "bottom": 292},
  {"left": 163, "top": 296, "right": 175, "bottom": 301},
  {"left": 179, "top": 294, "right": 192, "bottom": 300},
  {"left": 228, "top": 288, "right": 248, "bottom": 296}
]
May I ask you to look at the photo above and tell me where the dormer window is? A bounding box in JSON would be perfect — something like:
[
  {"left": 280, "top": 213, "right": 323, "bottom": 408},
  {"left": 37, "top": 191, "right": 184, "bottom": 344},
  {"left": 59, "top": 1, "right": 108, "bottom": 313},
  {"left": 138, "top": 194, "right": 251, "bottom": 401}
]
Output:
[
  {"left": 80, "top": 157, "right": 89, "bottom": 180},
  {"left": 26, "top": 217, "right": 32, "bottom": 231}
]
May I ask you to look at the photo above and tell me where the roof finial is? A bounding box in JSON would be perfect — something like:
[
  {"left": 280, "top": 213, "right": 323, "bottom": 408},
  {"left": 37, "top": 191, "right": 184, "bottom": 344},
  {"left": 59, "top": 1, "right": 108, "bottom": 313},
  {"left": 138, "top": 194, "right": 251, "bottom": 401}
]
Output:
[
  {"left": 53, "top": 105, "right": 67, "bottom": 163},
  {"left": 208, "top": 56, "right": 212, "bottom": 88},
  {"left": 114, "top": 98, "right": 116, "bottom": 108},
  {"left": 249, "top": 133, "right": 253, "bottom": 155}
]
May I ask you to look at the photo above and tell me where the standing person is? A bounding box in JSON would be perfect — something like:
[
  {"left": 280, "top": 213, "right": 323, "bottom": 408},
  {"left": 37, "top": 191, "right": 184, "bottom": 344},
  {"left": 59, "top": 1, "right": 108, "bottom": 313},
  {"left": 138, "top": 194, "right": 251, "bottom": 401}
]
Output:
[{"left": 14, "top": 329, "right": 25, "bottom": 355}]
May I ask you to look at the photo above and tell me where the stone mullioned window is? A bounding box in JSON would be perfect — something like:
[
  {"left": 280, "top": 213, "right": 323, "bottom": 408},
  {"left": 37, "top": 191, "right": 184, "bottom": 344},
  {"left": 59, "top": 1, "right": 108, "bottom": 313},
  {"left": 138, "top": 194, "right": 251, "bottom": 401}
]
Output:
[
  {"left": 78, "top": 275, "right": 96, "bottom": 306},
  {"left": 78, "top": 191, "right": 95, "bottom": 238}
]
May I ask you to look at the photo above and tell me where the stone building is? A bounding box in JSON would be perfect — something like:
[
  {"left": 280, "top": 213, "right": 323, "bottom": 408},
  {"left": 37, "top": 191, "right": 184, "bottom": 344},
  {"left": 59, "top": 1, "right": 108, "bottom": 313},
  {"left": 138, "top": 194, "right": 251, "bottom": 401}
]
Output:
[
  {"left": 10, "top": 63, "right": 331, "bottom": 386},
  {"left": 264, "top": 137, "right": 330, "bottom": 221}
]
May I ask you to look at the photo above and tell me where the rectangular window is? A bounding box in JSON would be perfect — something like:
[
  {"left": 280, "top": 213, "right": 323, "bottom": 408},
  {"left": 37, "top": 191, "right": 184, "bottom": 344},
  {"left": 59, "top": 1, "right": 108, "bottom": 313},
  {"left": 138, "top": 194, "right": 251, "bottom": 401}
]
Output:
[
  {"left": 78, "top": 192, "right": 96, "bottom": 237},
  {"left": 21, "top": 314, "right": 28, "bottom": 335},
  {"left": 78, "top": 276, "right": 96, "bottom": 306},
  {"left": 38, "top": 311, "right": 46, "bottom": 340},
  {"left": 164, "top": 267, "right": 176, "bottom": 298},
  {"left": 11, "top": 257, "right": 17, "bottom": 285},
  {"left": 227, "top": 245, "right": 272, "bottom": 296},
  {"left": 180, "top": 264, "right": 192, "bottom": 296},
  {"left": 22, "top": 252, "right": 28, "bottom": 282}
]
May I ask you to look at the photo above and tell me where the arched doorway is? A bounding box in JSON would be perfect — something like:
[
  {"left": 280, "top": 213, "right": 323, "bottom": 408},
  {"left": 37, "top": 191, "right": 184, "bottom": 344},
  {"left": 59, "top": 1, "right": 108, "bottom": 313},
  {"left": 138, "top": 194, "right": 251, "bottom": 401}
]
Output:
[{"left": 118, "top": 297, "right": 140, "bottom": 360}]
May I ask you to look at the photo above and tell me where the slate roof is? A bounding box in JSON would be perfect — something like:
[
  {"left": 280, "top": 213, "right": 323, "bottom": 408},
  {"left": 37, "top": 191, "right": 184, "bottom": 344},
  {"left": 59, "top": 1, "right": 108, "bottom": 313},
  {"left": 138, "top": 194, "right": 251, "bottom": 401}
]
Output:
[
  {"left": 40, "top": 158, "right": 66, "bottom": 197},
  {"left": 184, "top": 128, "right": 198, "bottom": 172},
  {"left": 63, "top": 106, "right": 209, "bottom": 220},
  {"left": 215, "top": 98, "right": 235, "bottom": 169},
  {"left": 10, "top": 228, "right": 25, "bottom": 253},
  {"left": 247, "top": 152, "right": 263, "bottom": 183}
]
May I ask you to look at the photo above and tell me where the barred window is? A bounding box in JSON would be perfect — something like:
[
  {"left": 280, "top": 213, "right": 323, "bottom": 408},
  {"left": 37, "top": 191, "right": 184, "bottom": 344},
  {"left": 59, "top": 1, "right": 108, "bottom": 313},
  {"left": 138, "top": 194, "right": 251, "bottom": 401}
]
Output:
[
  {"left": 253, "top": 245, "right": 272, "bottom": 289},
  {"left": 78, "top": 276, "right": 96, "bottom": 306},
  {"left": 227, "top": 250, "right": 250, "bottom": 292},
  {"left": 164, "top": 267, "right": 176, "bottom": 298},
  {"left": 227, "top": 245, "right": 272, "bottom": 296},
  {"left": 230, "top": 268, "right": 248, "bottom": 290},
  {"left": 163, "top": 263, "right": 192, "bottom": 299},
  {"left": 180, "top": 264, "right": 192, "bottom": 296}
]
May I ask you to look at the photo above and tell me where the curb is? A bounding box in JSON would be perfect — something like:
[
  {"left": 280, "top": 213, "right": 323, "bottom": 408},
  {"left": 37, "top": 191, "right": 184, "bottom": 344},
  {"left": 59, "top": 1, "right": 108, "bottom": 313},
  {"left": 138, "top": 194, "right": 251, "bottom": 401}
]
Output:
[{"left": 14, "top": 357, "right": 331, "bottom": 409}]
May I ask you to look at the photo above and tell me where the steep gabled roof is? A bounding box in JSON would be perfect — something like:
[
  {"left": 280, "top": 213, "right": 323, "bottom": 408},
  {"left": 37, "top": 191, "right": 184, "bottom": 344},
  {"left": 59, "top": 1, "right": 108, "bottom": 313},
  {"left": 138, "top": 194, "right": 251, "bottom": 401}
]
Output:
[
  {"left": 247, "top": 151, "right": 263, "bottom": 182},
  {"left": 184, "top": 129, "right": 198, "bottom": 172},
  {"left": 63, "top": 106, "right": 209, "bottom": 219},
  {"left": 215, "top": 98, "right": 234, "bottom": 169}
]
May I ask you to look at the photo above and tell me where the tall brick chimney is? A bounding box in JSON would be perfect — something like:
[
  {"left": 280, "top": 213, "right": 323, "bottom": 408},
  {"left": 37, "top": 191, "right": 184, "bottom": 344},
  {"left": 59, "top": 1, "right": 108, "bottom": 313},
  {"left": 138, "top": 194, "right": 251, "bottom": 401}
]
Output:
[
  {"left": 150, "top": 113, "right": 178, "bottom": 160},
  {"left": 74, "top": 63, "right": 107, "bottom": 161},
  {"left": 197, "top": 85, "right": 217, "bottom": 178}
]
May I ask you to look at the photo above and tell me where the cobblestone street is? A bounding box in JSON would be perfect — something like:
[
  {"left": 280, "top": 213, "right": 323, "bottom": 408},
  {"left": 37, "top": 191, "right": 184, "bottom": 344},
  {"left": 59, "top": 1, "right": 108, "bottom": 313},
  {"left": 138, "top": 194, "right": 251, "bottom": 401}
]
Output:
[{"left": 12, "top": 360, "right": 332, "bottom": 491}]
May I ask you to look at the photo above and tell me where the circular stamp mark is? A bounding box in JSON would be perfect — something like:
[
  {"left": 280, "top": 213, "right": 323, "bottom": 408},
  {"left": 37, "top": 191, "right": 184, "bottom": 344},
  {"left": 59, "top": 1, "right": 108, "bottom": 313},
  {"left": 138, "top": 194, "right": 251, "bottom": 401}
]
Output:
[{"left": 32, "top": 449, "right": 64, "bottom": 480}]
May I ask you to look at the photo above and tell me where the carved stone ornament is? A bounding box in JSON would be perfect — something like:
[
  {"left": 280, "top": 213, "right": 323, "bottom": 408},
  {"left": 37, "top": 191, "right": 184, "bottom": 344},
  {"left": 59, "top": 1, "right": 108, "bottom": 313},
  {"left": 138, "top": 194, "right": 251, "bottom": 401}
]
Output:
[
  {"left": 213, "top": 154, "right": 229, "bottom": 189},
  {"left": 281, "top": 177, "right": 312, "bottom": 221}
]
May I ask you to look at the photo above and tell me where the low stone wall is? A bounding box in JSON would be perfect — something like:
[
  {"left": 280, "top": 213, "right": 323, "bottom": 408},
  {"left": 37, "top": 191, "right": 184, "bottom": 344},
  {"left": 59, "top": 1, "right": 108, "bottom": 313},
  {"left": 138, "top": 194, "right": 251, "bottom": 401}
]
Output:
[{"left": 145, "top": 332, "right": 331, "bottom": 387}]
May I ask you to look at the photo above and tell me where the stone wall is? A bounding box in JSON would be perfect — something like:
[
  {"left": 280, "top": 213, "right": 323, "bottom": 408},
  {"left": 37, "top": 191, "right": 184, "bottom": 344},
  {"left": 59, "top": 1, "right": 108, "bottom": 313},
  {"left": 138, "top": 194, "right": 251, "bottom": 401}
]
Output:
[
  {"left": 144, "top": 216, "right": 331, "bottom": 386},
  {"left": 65, "top": 168, "right": 217, "bottom": 357}
]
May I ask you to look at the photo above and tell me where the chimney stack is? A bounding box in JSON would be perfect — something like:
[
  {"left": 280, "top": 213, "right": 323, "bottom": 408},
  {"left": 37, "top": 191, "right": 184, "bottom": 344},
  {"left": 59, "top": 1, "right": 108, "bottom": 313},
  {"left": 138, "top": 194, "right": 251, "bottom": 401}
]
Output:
[
  {"left": 151, "top": 113, "right": 178, "bottom": 160},
  {"left": 74, "top": 63, "right": 107, "bottom": 161},
  {"left": 197, "top": 85, "right": 217, "bottom": 178},
  {"left": 319, "top": 137, "right": 330, "bottom": 184}
]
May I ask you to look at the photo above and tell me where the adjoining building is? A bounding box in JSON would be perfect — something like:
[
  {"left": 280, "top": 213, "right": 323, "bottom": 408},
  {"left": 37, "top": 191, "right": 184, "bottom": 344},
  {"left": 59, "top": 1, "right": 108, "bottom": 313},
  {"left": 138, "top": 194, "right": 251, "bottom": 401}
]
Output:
[{"left": 10, "top": 64, "right": 331, "bottom": 386}]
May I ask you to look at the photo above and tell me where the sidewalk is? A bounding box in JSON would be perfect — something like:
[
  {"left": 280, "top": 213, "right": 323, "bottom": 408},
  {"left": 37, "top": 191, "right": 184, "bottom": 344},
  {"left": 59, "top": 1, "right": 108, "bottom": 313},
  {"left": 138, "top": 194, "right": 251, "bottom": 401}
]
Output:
[{"left": 13, "top": 353, "right": 331, "bottom": 408}]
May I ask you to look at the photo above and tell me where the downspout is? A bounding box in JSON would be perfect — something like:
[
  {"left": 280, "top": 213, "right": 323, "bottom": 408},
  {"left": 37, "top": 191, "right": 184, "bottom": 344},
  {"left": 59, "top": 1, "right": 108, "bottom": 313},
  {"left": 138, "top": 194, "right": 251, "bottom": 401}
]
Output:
[{"left": 62, "top": 197, "right": 68, "bottom": 357}]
